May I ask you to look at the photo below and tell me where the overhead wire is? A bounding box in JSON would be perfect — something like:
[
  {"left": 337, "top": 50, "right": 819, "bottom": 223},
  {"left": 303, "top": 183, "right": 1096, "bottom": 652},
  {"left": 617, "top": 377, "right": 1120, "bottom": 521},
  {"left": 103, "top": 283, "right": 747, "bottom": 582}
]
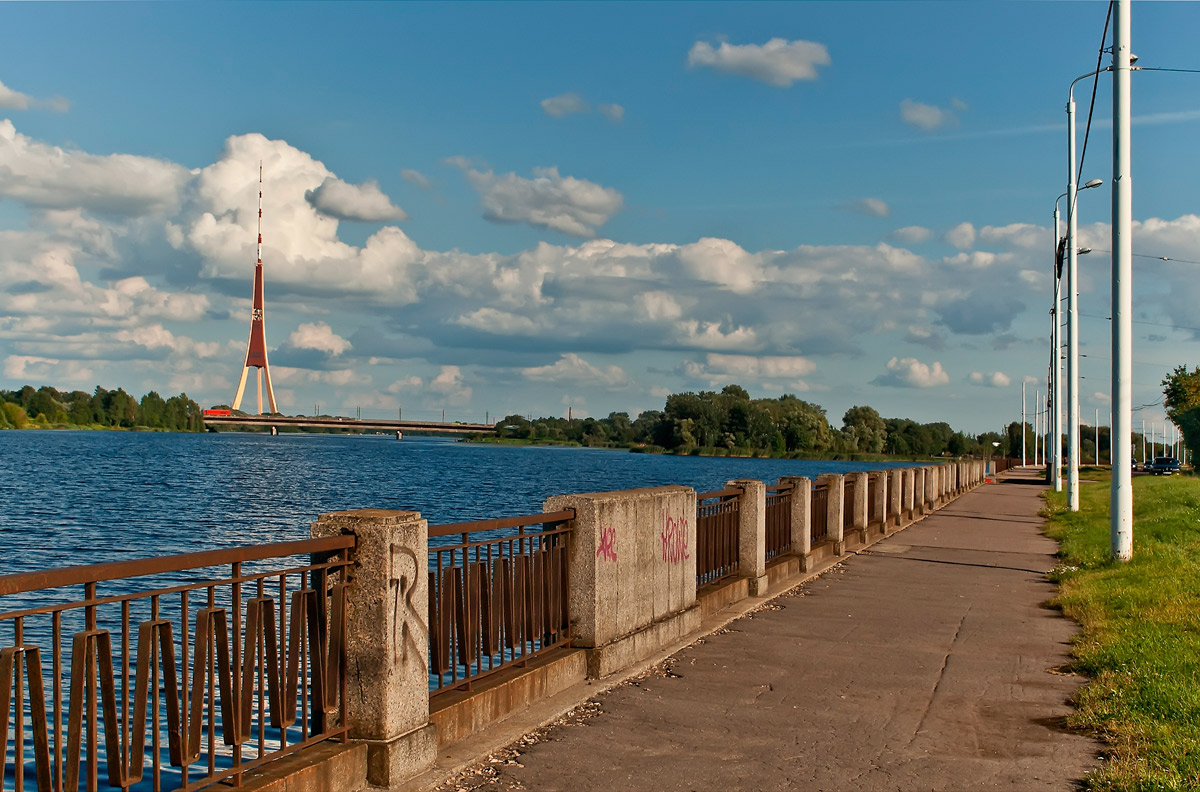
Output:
[{"left": 1076, "top": 1, "right": 1113, "bottom": 180}]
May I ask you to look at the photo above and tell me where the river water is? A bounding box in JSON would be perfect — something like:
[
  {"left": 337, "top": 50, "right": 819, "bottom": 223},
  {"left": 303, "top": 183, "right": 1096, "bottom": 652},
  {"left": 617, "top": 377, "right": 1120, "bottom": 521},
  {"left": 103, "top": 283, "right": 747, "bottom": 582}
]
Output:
[{"left": 0, "top": 430, "right": 902, "bottom": 573}]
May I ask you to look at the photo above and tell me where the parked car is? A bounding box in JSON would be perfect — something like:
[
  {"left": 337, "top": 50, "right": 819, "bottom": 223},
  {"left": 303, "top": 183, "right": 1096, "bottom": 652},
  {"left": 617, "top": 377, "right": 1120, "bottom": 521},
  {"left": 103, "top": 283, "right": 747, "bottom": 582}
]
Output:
[{"left": 1149, "top": 456, "right": 1182, "bottom": 475}]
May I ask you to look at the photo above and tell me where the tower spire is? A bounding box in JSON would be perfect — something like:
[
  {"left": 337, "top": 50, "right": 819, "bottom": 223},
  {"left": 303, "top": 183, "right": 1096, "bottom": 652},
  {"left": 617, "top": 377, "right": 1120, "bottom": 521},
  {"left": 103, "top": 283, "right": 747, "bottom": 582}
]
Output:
[{"left": 232, "top": 162, "right": 278, "bottom": 415}]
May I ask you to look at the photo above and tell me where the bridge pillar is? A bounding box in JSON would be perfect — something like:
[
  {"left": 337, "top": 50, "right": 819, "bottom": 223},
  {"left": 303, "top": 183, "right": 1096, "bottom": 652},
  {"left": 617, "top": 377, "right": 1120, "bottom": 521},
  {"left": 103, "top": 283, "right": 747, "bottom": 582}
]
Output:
[{"left": 310, "top": 509, "right": 436, "bottom": 787}]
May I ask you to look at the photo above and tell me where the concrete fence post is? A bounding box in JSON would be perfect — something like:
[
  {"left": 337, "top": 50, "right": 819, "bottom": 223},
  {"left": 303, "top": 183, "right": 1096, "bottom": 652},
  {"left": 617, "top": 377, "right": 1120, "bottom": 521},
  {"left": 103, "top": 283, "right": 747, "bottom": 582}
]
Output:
[
  {"left": 779, "top": 476, "right": 812, "bottom": 569},
  {"left": 310, "top": 509, "right": 437, "bottom": 787},
  {"left": 545, "top": 486, "right": 699, "bottom": 678},
  {"left": 926, "top": 466, "right": 937, "bottom": 509},
  {"left": 870, "top": 471, "right": 888, "bottom": 533},
  {"left": 888, "top": 468, "right": 904, "bottom": 529},
  {"left": 915, "top": 468, "right": 927, "bottom": 515},
  {"left": 850, "top": 472, "right": 869, "bottom": 540},
  {"left": 817, "top": 473, "right": 845, "bottom": 554},
  {"left": 904, "top": 468, "right": 916, "bottom": 519},
  {"left": 730, "top": 479, "right": 768, "bottom": 596}
]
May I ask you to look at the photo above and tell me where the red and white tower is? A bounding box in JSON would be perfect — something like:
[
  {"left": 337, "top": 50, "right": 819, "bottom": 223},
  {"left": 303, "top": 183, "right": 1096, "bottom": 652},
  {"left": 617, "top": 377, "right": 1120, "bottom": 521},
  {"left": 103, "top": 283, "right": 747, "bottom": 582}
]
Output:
[{"left": 232, "top": 163, "right": 278, "bottom": 414}]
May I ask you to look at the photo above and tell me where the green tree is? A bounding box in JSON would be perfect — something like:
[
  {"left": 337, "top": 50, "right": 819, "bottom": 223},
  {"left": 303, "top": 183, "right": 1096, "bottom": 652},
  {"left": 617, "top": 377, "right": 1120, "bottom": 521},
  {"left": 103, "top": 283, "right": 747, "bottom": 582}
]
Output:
[
  {"left": 140, "top": 391, "right": 168, "bottom": 428},
  {"left": 1163, "top": 364, "right": 1200, "bottom": 461},
  {"left": 842, "top": 405, "right": 887, "bottom": 453}
]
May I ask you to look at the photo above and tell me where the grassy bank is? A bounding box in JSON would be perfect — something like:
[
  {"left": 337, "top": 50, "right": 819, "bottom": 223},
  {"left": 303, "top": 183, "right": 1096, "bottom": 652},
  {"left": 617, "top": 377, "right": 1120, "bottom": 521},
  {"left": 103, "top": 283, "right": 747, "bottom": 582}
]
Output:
[{"left": 1044, "top": 473, "right": 1200, "bottom": 790}]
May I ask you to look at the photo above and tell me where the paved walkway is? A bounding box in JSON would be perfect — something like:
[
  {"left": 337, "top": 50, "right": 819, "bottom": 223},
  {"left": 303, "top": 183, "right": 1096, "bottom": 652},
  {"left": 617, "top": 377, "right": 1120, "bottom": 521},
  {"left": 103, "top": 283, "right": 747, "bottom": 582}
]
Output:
[{"left": 462, "top": 469, "right": 1101, "bottom": 791}]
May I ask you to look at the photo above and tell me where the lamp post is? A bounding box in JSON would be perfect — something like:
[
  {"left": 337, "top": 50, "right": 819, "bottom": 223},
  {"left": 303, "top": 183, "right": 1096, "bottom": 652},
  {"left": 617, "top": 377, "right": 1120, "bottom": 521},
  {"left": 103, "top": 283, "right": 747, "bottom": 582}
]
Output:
[
  {"left": 1051, "top": 193, "right": 1067, "bottom": 492},
  {"left": 1065, "top": 86, "right": 1104, "bottom": 512},
  {"left": 1111, "top": 0, "right": 1133, "bottom": 561}
]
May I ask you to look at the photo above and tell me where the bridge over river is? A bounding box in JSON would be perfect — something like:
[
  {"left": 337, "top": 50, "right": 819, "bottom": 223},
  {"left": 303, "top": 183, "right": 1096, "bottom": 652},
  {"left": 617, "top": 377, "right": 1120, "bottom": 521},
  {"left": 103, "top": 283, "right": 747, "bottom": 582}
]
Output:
[{"left": 201, "top": 413, "right": 494, "bottom": 434}]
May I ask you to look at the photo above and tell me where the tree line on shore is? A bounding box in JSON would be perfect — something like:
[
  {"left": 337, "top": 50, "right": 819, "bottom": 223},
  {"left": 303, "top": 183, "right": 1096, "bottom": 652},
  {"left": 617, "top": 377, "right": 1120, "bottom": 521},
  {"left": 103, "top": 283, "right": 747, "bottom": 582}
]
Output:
[
  {"left": 0, "top": 385, "right": 205, "bottom": 432},
  {"left": 488, "top": 385, "right": 1011, "bottom": 459}
]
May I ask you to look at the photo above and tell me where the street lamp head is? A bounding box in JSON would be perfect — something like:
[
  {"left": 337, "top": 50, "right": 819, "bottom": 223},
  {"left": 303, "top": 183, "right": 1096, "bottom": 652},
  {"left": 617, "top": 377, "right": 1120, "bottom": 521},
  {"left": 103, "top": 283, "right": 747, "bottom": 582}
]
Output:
[
  {"left": 1083, "top": 179, "right": 1104, "bottom": 189},
  {"left": 1078, "top": 247, "right": 1093, "bottom": 255}
]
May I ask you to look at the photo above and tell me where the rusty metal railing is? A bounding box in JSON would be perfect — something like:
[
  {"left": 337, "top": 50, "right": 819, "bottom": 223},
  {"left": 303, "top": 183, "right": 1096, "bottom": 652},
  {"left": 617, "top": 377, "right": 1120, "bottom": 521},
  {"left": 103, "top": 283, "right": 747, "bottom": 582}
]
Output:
[
  {"left": 842, "top": 477, "right": 856, "bottom": 531},
  {"left": 811, "top": 484, "right": 829, "bottom": 544},
  {"left": 695, "top": 488, "right": 741, "bottom": 587},
  {"left": 868, "top": 476, "right": 880, "bottom": 525},
  {"left": 764, "top": 485, "right": 793, "bottom": 561},
  {"left": 0, "top": 536, "right": 354, "bottom": 792},
  {"left": 427, "top": 511, "right": 574, "bottom": 698}
]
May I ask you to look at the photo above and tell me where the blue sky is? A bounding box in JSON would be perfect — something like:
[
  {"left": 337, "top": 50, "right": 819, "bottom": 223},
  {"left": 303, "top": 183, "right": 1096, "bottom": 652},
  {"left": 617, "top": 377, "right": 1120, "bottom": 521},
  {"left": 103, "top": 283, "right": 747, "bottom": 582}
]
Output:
[{"left": 2, "top": 1, "right": 1199, "bottom": 434}]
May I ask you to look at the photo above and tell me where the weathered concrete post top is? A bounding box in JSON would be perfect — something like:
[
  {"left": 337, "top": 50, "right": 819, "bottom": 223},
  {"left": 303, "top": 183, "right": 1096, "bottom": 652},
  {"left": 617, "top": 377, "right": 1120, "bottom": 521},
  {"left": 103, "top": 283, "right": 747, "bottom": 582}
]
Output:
[
  {"left": 545, "top": 486, "right": 699, "bottom": 678},
  {"left": 310, "top": 509, "right": 437, "bottom": 787},
  {"left": 729, "top": 479, "right": 767, "bottom": 596}
]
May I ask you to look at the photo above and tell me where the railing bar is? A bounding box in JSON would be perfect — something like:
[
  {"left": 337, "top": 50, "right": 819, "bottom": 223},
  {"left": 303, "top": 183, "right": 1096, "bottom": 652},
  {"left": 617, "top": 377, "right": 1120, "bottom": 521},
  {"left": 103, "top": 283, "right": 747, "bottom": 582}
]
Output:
[
  {"left": 425, "top": 526, "right": 573, "bottom": 554},
  {"left": 15, "top": 616, "right": 24, "bottom": 792},
  {"left": 181, "top": 588, "right": 190, "bottom": 790},
  {"left": 257, "top": 577, "right": 265, "bottom": 759},
  {"left": 278, "top": 574, "right": 287, "bottom": 753},
  {"left": 429, "top": 510, "right": 575, "bottom": 537},
  {"left": 151, "top": 595, "right": 161, "bottom": 792},
  {"left": 232, "top": 561, "right": 243, "bottom": 785},
  {"left": 0, "top": 559, "right": 354, "bottom": 623},
  {"left": 85, "top": 581, "right": 98, "bottom": 792},
  {"left": 53, "top": 609, "right": 62, "bottom": 792},
  {"left": 0, "top": 536, "right": 356, "bottom": 596},
  {"left": 207, "top": 585, "right": 215, "bottom": 778},
  {"left": 173, "top": 729, "right": 348, "bottom": 792},
  {"left": 121, "top": 599, "right": 130, "bottom": 792}
]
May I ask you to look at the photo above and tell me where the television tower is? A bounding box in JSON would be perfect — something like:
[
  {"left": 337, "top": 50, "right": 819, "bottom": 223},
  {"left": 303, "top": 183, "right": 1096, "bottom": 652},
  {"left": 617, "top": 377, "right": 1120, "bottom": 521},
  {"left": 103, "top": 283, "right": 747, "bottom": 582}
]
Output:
[{"left": 232, "top": 163, "right": 278, "bottom": 414}]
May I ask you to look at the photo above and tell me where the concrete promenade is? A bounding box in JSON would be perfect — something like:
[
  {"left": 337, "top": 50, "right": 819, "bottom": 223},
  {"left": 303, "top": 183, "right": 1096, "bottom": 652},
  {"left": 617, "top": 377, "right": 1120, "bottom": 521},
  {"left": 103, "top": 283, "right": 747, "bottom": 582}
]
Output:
[{"left": 437, "top": 469, "right": 1101, "bottom": 791}]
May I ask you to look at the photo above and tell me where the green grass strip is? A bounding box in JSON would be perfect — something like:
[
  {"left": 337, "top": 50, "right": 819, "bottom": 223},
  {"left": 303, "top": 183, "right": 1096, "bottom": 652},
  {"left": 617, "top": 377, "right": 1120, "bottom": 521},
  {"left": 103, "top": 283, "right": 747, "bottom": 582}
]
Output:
[{"left": 1044, "top": 473, "right": 1200, "bottom": 791}]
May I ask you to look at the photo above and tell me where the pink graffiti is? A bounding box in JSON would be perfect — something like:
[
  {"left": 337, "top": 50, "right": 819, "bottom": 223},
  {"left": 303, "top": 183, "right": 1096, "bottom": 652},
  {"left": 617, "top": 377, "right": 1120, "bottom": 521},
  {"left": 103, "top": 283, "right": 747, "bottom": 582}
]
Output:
[
  {"left": 596, "top": 525, "right": 618, "bottom": 562},
  {"left": 660, "top": 509, "right": 690, "bottom": 564}
]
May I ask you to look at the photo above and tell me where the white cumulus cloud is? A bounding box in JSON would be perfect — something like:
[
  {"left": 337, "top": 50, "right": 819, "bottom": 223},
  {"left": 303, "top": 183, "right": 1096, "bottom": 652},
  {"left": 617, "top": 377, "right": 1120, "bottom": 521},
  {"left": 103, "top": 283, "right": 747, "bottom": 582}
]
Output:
[
  {"left": 305, "top": 176, "right": 407, "bottom": 222},
  {"left": 688, "top": 38, "right": 831, "bottom": 87},
  {"left": 401, "top": 169, "right": 432, "bottom": 190},
  {"left": 873, "top": 357, "right": 949, "bottom": 388},
  {"left": 889, "top": 225, "right": 932, "bottom": 245},
  {"left": 460, "top": 165, "right": 623, "bottom": 238},
  {"left": 286, "top": 321, "right": 351, "bottom": 355},
  {"left": 0, "top": 79, "right": 68, "bottom": 112},
  {"left": 0, "top": 119, "right": 189, "bottom": 215},
  {"left": 943, "top": 221, "right": 977, "bottom": 250},
  {"left": 968, "top": 371, "right": 1011, "bottom": 388},
  {"left": 598, "top": 103, "right": 625, "bottom": 122},
  {"left": 900, "top": 98, "right": 959, "bottom": 131},
  {"left": 521, "top": 353, "right": 629, "bottom": 387},
  {"left": 846, "top": 197, "right": 890, "bottom": 217},
  {"left": 541, "top": 92, "right": 589, "bottom": 118}
]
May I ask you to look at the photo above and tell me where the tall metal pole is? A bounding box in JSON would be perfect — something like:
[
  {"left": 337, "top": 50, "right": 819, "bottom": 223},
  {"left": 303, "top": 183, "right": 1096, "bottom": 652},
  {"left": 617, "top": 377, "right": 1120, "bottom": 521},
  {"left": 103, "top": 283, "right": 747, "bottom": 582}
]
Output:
[
  {"left": 1096, "top": 408, "right": 1101, "bottom": 465},
  {"left": 1022, "top": 380, "right": 1027, "bottom": 466},
  {"left": 1111, "top": 0, "right": 1133, "bottom": 560},
  {"left": 1067, "top": 96, "right": 1082, "bottom": 510},
  {"left": 1035, "top": 388, "right": 1042, "bottom": 465},
  {"left": 1052, "top": 204, "right": 1064, "bottom": 491}
]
